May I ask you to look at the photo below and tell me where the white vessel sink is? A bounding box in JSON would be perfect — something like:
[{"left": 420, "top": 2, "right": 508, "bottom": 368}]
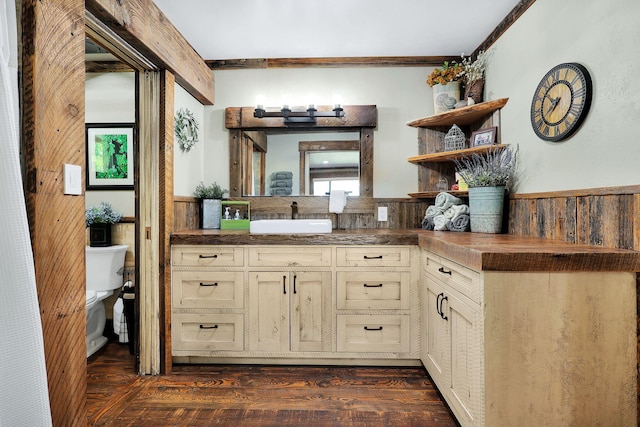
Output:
[{"left": 249, "top": 219, "right": 332, "bottom": 234}]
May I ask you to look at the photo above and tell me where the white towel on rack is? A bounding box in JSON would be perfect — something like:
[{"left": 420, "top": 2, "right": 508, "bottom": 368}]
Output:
[{"left": 329, "top": 189, "right": 346, "bottom": 214}]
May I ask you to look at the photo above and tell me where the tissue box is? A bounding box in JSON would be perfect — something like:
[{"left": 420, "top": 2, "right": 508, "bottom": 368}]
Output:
[{"left": 220, "top": 201, "right": 250, "bottom": 230}]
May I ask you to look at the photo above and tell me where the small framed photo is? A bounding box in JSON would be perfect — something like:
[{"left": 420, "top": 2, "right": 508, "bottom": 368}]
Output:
[
  {"left": 86, "top": 123, "right": 135, "bottom": 190},
  {"left": 470, "top": 127, "right": 497, "bottom": 147}
]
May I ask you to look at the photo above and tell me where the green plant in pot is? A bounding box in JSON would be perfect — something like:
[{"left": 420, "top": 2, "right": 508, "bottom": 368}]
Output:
[
  {"left": 194, "top": 181, "right": 228, "bottom": 229},
  {"left": 86, "top": 201, "right": 123, "bottom": 246},
  {"left": 453, "top": 145, "right": 517, "bottom": 233}
]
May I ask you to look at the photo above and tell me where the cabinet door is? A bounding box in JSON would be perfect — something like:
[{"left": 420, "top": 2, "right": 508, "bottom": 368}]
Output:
[
  {"left": 422, "top": 276, "right": 450, "bottom": 388},
  {"left": 290, "top": 271, "right": 331, "bottom": 352},
  {"left": 249, "top": 272, "right": 289, "bottom": 352},
  {"left": 441, "top": 284, "right": 481, "bottom": 427}
]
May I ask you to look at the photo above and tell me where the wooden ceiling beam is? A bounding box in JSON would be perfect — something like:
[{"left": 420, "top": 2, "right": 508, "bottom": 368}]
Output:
[
  {"left": 207, "top": 56, "right": 460, "bottom": 70},
  {"left": 86, "top": 0, "right": 214, "bottom": 105}
]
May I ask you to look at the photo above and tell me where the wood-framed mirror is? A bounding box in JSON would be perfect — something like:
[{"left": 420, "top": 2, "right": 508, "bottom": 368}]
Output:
[{"left": 225, "top": 105, "right": 377, "bottom": 197}]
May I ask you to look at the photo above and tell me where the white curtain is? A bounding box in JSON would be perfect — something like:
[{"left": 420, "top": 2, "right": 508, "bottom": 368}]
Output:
[{"left": 0, "top": 0, "right": 53, "bottom": 425}]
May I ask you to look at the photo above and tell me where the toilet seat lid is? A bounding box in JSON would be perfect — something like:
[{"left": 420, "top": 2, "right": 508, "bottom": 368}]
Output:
[{"left": 86, "top": 290, "right": 97, "bottom": 305}]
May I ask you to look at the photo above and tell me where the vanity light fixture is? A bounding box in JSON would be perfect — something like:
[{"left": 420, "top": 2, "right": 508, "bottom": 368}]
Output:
[{"left": 254, "top": 103, "right": 345, "bottom": 124}]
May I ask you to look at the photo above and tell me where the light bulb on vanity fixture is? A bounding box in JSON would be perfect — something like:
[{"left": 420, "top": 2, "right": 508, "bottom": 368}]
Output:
[{"left": 253, "top": 94, "right": 345, "bottom": 123}]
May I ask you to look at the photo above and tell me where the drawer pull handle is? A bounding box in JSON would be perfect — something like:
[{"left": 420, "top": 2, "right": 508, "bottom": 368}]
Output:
[
  {"left": 364, "top": 326, "right": 383, "bottom": 331},
  {"left": 199, "top": 325, "right": 219, "bottom": 329},
  {"left": 363, "top": 255, "right": 383, "bottom": 259},
  {"left": 363, "top": 283, "right": 383, "bottom": 288},
  {"left": 199, "top": 254, "right": 218, "bottom": 259},
  {"left": 438, "top": 266, "right": 452, "bottom": 276},
  {"left": 436, "top": 292, "right": 443, "bottom": 317},
  {"left": 293, "top": 274, "right": 297, "bottom": 294},
  {"left": 199, "top": 282, "right": 218, "bottom": 287},
  {"left": 283, "top": 275, "right": 287, "bottom": 294}
]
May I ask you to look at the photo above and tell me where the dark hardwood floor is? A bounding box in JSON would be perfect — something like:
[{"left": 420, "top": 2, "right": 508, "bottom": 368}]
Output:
[{"left": 87, "top": 342, "right": 458, "bottom": 426}]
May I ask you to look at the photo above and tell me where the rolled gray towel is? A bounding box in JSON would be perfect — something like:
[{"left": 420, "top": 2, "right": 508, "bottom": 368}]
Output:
[
  {"left": 270, "top": 187, "right": 292, "bottom": 196},
  {"left": 433, "top": 214, "right": 448, "bottom": 231},
  {"left": 271, "top": 179, "right": 293, "bottom": 188},
  {"left": 446, "top": 214, "right": 470, "bottom": 232},
  {"left": 422, "top": 216, "right": 435, "bottom": 230},
  {"left": 425, "top": 205, "right": 444, "bottom": 219},
  {"left": 271, "top": 171, "right": 293, "bottom": 180},
  {"left": 435, "top": 192, "right": 463, "bottom": 210}
]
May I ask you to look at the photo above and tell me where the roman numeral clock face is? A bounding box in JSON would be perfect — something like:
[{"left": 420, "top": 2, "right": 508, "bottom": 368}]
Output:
[{"left": 530, "top": 63, "right": 592, "bottom": 142}]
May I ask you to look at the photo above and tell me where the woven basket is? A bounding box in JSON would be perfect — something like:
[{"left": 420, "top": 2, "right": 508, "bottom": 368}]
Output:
[{"left": 464, "top": 79, "right": 485, "bottom": 104}]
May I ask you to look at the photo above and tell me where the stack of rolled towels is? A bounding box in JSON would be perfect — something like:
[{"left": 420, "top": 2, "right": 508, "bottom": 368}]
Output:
[
  {"left": 270, "top": 171, "right": 293, "bottom": 196},
  {"left": 422, "top": 192, "right": 470, "bottom": 232}
]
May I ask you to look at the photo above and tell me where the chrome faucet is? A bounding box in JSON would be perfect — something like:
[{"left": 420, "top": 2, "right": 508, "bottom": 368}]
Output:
[{"left": 291, "top": 201, "right": 299, "bottom": 219}]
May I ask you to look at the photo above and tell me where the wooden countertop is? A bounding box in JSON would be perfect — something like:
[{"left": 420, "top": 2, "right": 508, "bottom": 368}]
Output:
[
  {"left": 170, "top": 228, "right": 640, "bottom": 272},
  {"left": 418, "top": 231, "right": 640, "bottom": 272},
  {"left": 170, "top": 228, "right": 420, "bottom": 246}
]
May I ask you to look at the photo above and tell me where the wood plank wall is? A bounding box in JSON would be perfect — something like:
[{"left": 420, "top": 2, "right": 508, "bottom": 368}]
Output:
[{"left": 174, "top": 196, "right": 431, "bottom": 231}]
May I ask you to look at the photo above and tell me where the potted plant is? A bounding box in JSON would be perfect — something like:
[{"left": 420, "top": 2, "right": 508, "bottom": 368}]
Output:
[
  {"left": 86, "top": 201, "right": 123, "bottom": 246},
  {"left": 194, "top": 181, "right": 228, "bottom": 229},
  {"left": 461, "top": 50, "right": 490, "bottom": 104},
  {"left": 453, "top": 145, "right": 518, "bottom": 233},
  {"left": 427, "top": 60, "right": 465, "bottom": 114}
]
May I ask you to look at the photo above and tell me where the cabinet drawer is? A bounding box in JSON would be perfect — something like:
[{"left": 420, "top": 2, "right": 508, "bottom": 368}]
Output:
[
  {"left": 424, "top": 253, "right": 480, "bottom": 304},
  {"left": 172, "top": 246, "right": 244, "bottom": 267},
  {"left": 336, "top": 314, "right": 410, "bottom": 353},
  {"left": 336, "top": 246, "right": 411, "bottom": 267},
  {"left": 249, "top": 246, "right": 331, "bottom": 267},
  {"left": 172, "top": 313, "right": 244, "bottom": 352},
  {"left": 172, "top": 271, "right": 244, "bottom": 309},
  {"left": 336, "top": 271, "right": 410, "bottom": 310}
]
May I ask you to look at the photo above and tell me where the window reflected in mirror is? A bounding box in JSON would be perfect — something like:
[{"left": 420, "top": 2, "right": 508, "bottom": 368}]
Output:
[{"left": 307, "top": 150, "right": 359, "bottom": 196}]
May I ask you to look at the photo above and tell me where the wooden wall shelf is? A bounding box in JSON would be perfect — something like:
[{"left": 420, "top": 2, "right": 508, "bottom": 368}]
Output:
[
  {"left": 408, "top": 191, "right": 468, "bottom": 199},
  {"left": 406, "top": 98, "right": 509, "bottom": 198},
  {"left": 407, "top": 98, "right": 509, "bottom": 128},
  {"left": 407, "top": 144, "right": 506, "bottom": 164}
]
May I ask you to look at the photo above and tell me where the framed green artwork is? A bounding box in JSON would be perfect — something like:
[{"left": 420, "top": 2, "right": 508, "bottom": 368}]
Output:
[{"left": 86, "top": 123, "right": 135, "bottom": 190}]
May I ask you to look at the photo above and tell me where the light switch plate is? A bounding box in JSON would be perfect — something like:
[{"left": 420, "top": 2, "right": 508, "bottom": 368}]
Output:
[
  {"left": 64, "top": 164, "right": 82, "bottom": 195},
  {"left": 378, "top": 206, "right": 388, "bottom": 221}
]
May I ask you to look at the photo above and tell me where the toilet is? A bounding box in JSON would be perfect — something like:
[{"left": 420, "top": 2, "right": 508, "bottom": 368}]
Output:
[{"left": 85, "top": 244, "right": 128, "bottom": 358}]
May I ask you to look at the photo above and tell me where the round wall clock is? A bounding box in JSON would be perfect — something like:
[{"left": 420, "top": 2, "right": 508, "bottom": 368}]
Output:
[{"left": 530, "top": 63, "right": 592, "bottom": 142}]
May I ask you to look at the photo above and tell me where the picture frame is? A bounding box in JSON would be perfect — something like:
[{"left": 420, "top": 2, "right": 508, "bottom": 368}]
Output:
[
  {"left": 86, "top": 123, "right": 135, "bottom": 190},
  {"left": 470, "top": 126, "right": 497, "bottom": 147}
]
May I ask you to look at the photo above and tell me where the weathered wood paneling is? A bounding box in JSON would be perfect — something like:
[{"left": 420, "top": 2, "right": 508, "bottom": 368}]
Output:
[
  {"left": 174, "top": 197, "right": 431, "bottom": 231},
  {"left": 510, "top": 187, "right": 639, "bottom": 251},
  {"left": 21, "top": 0, "right": 87, "bottom": 424}
]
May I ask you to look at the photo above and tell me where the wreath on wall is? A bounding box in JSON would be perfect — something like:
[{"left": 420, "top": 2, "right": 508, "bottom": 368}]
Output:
[{"left": 174, "top": 108, "right": 199, "bottom": 152}]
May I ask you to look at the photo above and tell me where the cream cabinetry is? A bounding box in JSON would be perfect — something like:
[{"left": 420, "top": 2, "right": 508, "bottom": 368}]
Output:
[
  {"left": 420, "top": 248, "right": 637, "bottom": 427},
  {"left": 172, "top": 244, "right": 420, "bottom": 363},
  {"left": 171, "top": 246, "right": 246, "bottom": 355},
  {"left": 336, "top": 246, "right": 416, "bottom": 355},
  {"left": 249, "top": 273, "right": 331, "bottom": 353}
]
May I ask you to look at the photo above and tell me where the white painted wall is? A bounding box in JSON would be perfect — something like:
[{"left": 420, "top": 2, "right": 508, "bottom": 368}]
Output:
[
  {"left": 206, "top": 67, "right": 433, "bottom": 197},
  {"left": 486, "top": 0, "right": 640, "bottom": 193},
  {"left": 84, "top": 72, "right": 135, "bottom": 216},
  {"left": 174, "top": 83, "right": 206, "bottom": 196}
]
